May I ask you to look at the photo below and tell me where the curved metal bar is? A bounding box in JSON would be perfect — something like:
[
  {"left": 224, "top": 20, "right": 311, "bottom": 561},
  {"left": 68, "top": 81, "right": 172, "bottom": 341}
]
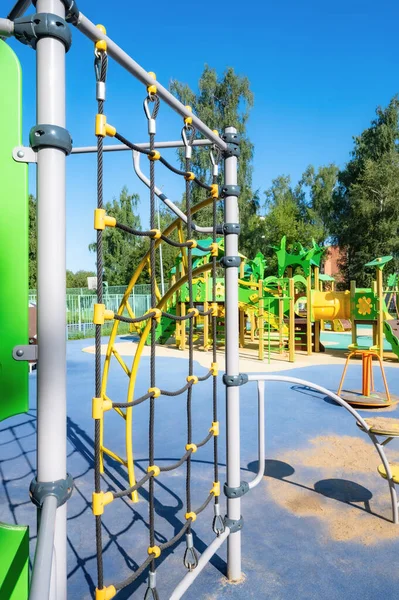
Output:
[
  {"left": 132, "top": 151, "right": 213, "bottom": 233},
  {"left": 246, "top": 374, "right": 398, "bottom": 523}
]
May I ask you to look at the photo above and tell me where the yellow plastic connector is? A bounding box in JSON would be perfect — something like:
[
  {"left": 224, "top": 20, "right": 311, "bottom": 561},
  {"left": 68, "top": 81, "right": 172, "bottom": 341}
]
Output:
[
  {"left": 92, "top": 396, "right": 113, "bottom": 420},
  {"left": 249, "top": 293, "right": 258, "bottom": 303},
  {"left": 184, "top": 171, "right": 195, "bottom": 181},
  {"left": 147, "top": 465, "right": 160, "bottom": 477},
  {"left": 210, "top": 183, "right": 219, "bottom": 199},
  {"left": 210, "top": 242, "right": 219, "bottom": 257},
  {"left": 94, "top": 208, "right": 116, "bottom": 230},
  {"left": 147, "top": 71, "right": 157, "bottom": 95},
  {"left": 188, "top": 308, "right": 199, "bottom": 317},
  {"left": 93, "top": 304, "right": 115, "bottom": 325},
  {"left": 186, "top": 443, "right": 197, "bottom": 453},
  {"left": 150, "top": 229, "right": 162, "bottom": 239},
  {"left": 148, "top": 387, "right": 161, "bottom": 398},
  {"left": 186, "top": 375, "right": 198, "bottom": 385},
  {"left": 186, "top": 239, "right": 197, "bottom": 248},
  {"left": 212, "top": 129, "right": 219, "bottom": 136},
  {"left": 184, "top": 105, "right": 193, "bottom": 125},
  {"left": 211, "top": 302, "right": 218, "bottom": 317},
  {"left": 211, "top": 362, "right": 218, "bottom": 376},
  {"left": 185, "top": 511, "right": 197, "bottom": 522},
  {"left": 95, "top": 585, "right": 116, "bottom": 600},
  {"left": 209, "top": 420, "right": 219, "bottom": 436},
  {"left": 148, "top": 545, "right": 161, "bottom": 559},
  {"left": 92, "top": 491, "right": 113, "bottom": 516},
  {"left": 95, "top": 24, "right": 107, "bottom": 52},
  {"left": 148, "top": 150, "right": 161, "bottom": 161},
  {"left": 95, "top": 114, "right": 116, "bottom": 138},
  {"left": 210, "top": 481, "right": 221, "bottom": 497},
  {"left": 146, "top": 307, "right": 162, "bottom": 322}
]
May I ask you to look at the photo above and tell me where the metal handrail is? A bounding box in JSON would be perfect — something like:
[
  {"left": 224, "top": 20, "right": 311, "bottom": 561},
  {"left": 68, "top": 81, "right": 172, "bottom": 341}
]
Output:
[{"left": 29, "top": 495, "right": 58, "bottom": 600}]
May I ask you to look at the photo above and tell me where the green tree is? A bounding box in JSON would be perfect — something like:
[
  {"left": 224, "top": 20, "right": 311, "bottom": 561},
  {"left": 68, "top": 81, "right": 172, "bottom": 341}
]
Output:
[
  {"left": 170, "top": 66, "right": 257, "bottom": 255},
  {"left": 89, "top": 186, "right": 146, "bottom": 285},
  {"left": 329, "top": 97, "right": 399, "bottom": 286},
  {"left": 66, "top": 270, "right": 96, "bottom": 288},
  {"left": 29, "top": 194, "right": 37, "bottom": 289},
  {"left": 259, "top": 174, "right": 329, "bottom": 274}
]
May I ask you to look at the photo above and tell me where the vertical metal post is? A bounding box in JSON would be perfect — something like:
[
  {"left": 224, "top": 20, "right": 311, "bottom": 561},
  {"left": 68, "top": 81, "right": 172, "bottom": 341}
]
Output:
[
  {"left": 224, "top": 127, "right": 242, "bottom": 581},
  {"left": 376, "top": 267, "right": 384, "bottom": 360},
  {"left": 289, "top": 277, "right": 295, "bottom": 362},
  {"left": 36, "top": 1, "right": 67, "bottom": 598}
]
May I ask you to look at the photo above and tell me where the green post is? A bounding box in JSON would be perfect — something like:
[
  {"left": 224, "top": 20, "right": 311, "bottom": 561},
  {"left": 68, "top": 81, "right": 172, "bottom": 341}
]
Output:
[{"left": 0, "top": 40, "right": 29, "bottom": 600}]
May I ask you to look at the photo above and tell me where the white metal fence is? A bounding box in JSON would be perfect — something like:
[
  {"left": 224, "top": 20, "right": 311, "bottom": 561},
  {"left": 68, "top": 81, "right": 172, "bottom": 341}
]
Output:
[{"left": 28, "top": 291, "right": 152, "bottom": 338}]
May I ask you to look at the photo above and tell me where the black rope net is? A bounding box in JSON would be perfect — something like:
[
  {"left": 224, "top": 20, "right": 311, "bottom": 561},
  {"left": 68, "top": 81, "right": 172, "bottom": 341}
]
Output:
[{"left": 92, "top": 52, "right": 224, "bottom": 599}]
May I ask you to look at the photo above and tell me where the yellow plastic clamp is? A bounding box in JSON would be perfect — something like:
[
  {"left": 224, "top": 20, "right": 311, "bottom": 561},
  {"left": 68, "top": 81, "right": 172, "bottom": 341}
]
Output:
[
  {"left": 211, "top": 362, "right": 218, "bottom": 376},
  {"left": 148, "top": 150, "right": 161, "bottom": 161},
  {"left": 210, "top": 481, "right": 221, "bottom": 497},
  {"left": 150, "top": 229, "right": 162, "bottom": 239},
  {"left": 210, "top": 242, "right": 218, "bottom": 257},
  {"left": 148, "top": 387, "right": 161, "bottom": 398},
  {"left": 184, "top": 105, "right": 193, "bottom": 125},
  {"left": 95, "top": 585, "right": 116, "bottom": 600},
  {"left": 209, "top": 420, "right": 219, "bottom": 436},
  {"left": 92, "top": 397, "right": 113, "bottom": 420},
  {"left": 92, "top": 491, "right": 113, "bottom": 516},
  {"left": 186, "top": 375, "right": 198, "bottom": 385},
  {"left": 95, "top": 114, "right": 116, "bottom": 138},
  {"left": 186, "top": 239, "right": 197, "bottom": 248},
  {"left": 212, "top": 129, "right": 219, "bottom": 136},
  {"left": 94, "top": 208, "right": 116, "bottom": 230},
  {"left": 148, "top": 545, "right": 161, "bottom": 559},
  {"left": 184, "top": 171, "right": 195, "bottom": 181},
  {"left": 210, "top": 183, "right": 219, "bottom": 199},
  {"left": 186, "top": 443, "right": 197, "bottom": 453},
  {"left": 147, "top": 71, "right": 157, "bottom": 95},
  {"left": 147, "top": 465, "right": 160, "bottom": 477},
  {"left": 93, "top": 304, "right": 114, "bottom": 325},
  {"left": 188, "top": 308, "right": 199, "bottom": 318},
  {"left": 95, "top": 24, "right": 107, "bottom": 52},
  {"left": 211, "top": 303, "right": 218, "bottom": 317},
  {"left": 185, "top": 511, "right": 197, "bottom": 522},
  {"left": 146, "top": 307, "right": 162, "bottom": 322},
  {"left": 249, "top": 293, "right": 258, "bottom": 303}
]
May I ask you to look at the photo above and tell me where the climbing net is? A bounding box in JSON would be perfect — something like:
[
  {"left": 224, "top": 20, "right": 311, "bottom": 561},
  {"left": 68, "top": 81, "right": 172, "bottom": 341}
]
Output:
[{"left": 91, "top": 33, "right": 224, "bottom": 599}]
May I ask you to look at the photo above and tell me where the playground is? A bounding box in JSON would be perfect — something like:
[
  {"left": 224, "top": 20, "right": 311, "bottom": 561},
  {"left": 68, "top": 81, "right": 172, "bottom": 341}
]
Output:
[
  {"left": 3, "top": 341, "right": 399, "bottom": 599},
  {"left": 2, "top": 2, "right": 399, "bottom": 600}
]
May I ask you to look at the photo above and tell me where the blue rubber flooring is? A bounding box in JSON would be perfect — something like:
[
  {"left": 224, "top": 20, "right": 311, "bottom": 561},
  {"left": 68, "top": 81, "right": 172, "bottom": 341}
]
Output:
[{"left": 1, "top": 338, "right": 399, "bottom": 599}]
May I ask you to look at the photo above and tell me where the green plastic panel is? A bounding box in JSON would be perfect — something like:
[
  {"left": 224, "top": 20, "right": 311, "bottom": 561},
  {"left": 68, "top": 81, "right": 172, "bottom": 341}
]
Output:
[
  {"left": 0, "top": 40, "right": 28, "bottom": 422},
  {"left": 0, "top": 524, "right": 29, "bottom": 600}
]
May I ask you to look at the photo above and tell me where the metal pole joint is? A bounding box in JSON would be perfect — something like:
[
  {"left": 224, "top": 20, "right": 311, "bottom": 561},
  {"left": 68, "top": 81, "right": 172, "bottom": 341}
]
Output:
[
  {"left": 14, "top": 12, "right": 72, "bottom": 51},
  {"left": 224, "top": 481, "right": 249, "bottom": 499},
  {"left": 29, "top": 473, "right": 74, "bottom": 508},
  {"left": 220, "top": 256, "right": 241, "bottom": 269},
  {"left": 221, "top": 131, "right": 240, "bottom": 158},
  {"left": 30, "top": 124, "right": 73, "bottom": 155},
  {"left": 223, "top": 373, "right": 248, "bottom": 387},
  {"left": 220, "top": 185, "right": 240, "bottom": 198},
  {"left": 32, "top": 0, "right": 80, "bottom": 24},
  {"left": 224, "top": 515, "right": 244, "bottom": 534}
]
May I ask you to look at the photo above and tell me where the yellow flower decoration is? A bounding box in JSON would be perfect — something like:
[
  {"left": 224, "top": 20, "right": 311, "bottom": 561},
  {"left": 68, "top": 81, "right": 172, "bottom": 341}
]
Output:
[{"left": 357, "top": 296, "right": 372, "bottom": 316}]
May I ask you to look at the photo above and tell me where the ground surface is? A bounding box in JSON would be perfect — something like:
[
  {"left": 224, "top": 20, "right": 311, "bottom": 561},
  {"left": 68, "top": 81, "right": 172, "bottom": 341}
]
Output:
[{"left": 1, "top": 336, "right": 399, "bottom": 599}]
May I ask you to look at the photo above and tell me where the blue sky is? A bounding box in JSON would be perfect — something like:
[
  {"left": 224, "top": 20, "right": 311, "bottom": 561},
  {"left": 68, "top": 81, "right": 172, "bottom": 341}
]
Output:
[{"left": 8, "top": 0, "right": 399, "bottom": 272}]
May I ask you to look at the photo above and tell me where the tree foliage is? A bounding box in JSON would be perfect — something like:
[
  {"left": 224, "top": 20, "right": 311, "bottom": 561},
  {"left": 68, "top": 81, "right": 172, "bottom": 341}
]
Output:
[
  {"left": 328, "top": 97, "right": 399, "bottom": 286},
  {"left": 66, "top": 270, "right": 96, "bottom": 288},
  {"left": 89, "top": 186, "right": 147, "bottom": 285},
  {"left": 170, "top": 66, "right": 258, "bottom": 255}
]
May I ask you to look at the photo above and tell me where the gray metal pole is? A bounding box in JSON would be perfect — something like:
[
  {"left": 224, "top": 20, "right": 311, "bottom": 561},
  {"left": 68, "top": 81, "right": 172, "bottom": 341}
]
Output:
[
  {"left": 36, "top": 1, "right": 67, "bottom": 598},
  {"left": 76, "top": 14, "right": 227, "bottom": 152},
  {"left": 29, "top": 495, "right": 58, "bottom": 600},
  {"left": 224, "top": 126, "right": 242, "bottom": 581},
  {"left": 7, "top": 0, "right": 31, "bottom": 20},
  {"left": 71, "top": 138, "right": 213, "bottom": 154},
  {"left": 0, "top": 17, "right": 14, "bottom": 36},
  {"left": 169, "top": 528, "right": 230, "bottom": 600}
]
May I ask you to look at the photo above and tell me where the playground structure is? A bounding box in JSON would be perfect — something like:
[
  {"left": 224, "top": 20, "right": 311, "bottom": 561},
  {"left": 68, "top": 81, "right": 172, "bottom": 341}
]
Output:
[{"left": 3, "top": 2, "right": 399, "bottom": 600}]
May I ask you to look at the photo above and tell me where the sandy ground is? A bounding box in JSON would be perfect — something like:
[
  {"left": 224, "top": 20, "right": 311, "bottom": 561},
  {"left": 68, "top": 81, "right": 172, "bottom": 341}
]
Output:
[{"left": 82, "top": 339, "right": 399, "bottom": 373}]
